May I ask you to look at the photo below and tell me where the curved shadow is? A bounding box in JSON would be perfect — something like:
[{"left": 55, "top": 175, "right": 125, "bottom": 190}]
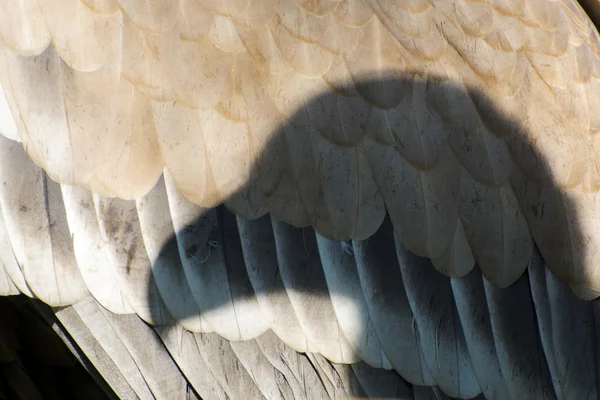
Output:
[{"left": 140, "top": 75, "right": 592, "bottom": 398}]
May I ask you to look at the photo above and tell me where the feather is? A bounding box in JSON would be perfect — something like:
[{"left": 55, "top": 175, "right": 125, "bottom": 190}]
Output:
[
  {"left": 154, "top": 324, "right": 230, "bottom": 400},
  {"left": 412, "top": 385, "right": 455, "bottom": 400},
  {"left": 161, "top": 175, "right": 242, "bottom": 338},
  {"left": 271, "top": 217, "right": 358, "bottom": 364},
  {"left": 275, "top": 0, "right": 359, "bottom": 57},
  {"left": 253, "top": 330, "right": 331, "bottom": 399},
  {"left": 508, "top": 69, "right": 587, "bottom": 189},
  {"left": 370, "top": 0, "right": 446, "bottom": 62},
  {"left": 38, "top": 0, "right": 121, "bottom": 72},
  {"left": 428, "top": 75, "right": 513, "bottom": 187},
  {"left": 81, "top": 0, "right": 118, "bottom": 14},
  {"left": 152, "top": 102, "right": 221, "bottom": 208},
  {"left": 72, "top": 296, "right": 187, "bottom": 399},
  {"left": 363, "top": 138, "right": 460, "bottom": 259},
  {"left": 352, "top": 217, "right": 433, "bottom": 385},
  {"left": 334, "top": 0, "right": 373, "bottom": 27},
  {"left": 0, "top": 0, "right": 49, "bottom": 55},
  {"left": 229, "top": 338, "right": 294, "bottom": 399},
  {"left": 256, "top": 331, "right": 338, "bottom": 399},
  {"left": 61, "top": 184, "right": 132, "bottom": 315},
  {"left": 0, "top": 42, "right": 163, "bottom": 198},
  {"left": 208, "top": 15, "right": 246, "bottom": 54},
  {"left": 120, "top": 15, "right": 179, "bottom": 102},
  {"left": 156, "top": 192, "right": 268, "bottom": 340},
  {"left": 430, "top": 221, "right": 476, "bottom": 278},
  {"left": 344, "top": 17, "right": 408, "bottom": 109},
  {"left": 68, "top": 297, "right": 162, "bottom": 399},
  {"left": 313, "top": 137, "right": 385, "bottom": 240},
  {"left": 55, "top": 304, "right": 139, "bottom": 400},
  {"left": 586, "top": 78, "right": 600, "bottom": 135},
  {"left": 178, "top": 0, "right": 214, "bottom": 41},
  {"left": 436, "top": 9, "right": 518, "bottom": 85},
  {"left": 483, "top": 270, "right": 556, "bottom": 399},
  {"left": 0, "top": 202, "right": 31, "bottom": 297},
  {"left": 0, "top": 256, "right": 17, "bottom": 296},
  {"left": 249, "top": 108, "right": 311, "bottom": 227},
  {"left": 61, "top": 47, "right": 163, "bottom": 199},
  {"left": 0, "top": 137, "right": 88, "bottom": 306},
  {"left": 236, "top": 215, "right": 310, "bottom": 352},
  {"left": 135, "top": 176, "right": 206, "bottom": 332},
  {"left": 173, "top": 34, "right": 234, "bottom": 108},
  {"left": 270, "top": 11, "right": 332, "bottom": 78},
  {"left": 450, "top": 268, "right": 511, "bottom": 399},
  {"left": 529, "top": 248, "right": 598, "bottom": 399},
  {"left": 116, "top": 0, "right": 178, "bottom": 32},
  {"left": 366, "top": 74, "right": 450, "bottom": 170},
  {"left": 199, "top": 107, "right": 267, "bottom": 219},
  {"left": 349, "top": 362, "right": 413, "bottom": 399},
  {"left": 0, "top": 83, "right": 17, "bottom": 142},
  {"left": 275, "top": 84, "right": 340, "bottom": 237},
  {"left": 162, "top": 172, "right": 218, "bottom": 334},
  {"left": 187, "top": 331, "right": 267, "bottom": 399},
  {"left": 93, "top": 195, "right": 172, "bottom": 326},
  {"left": 305, "top": 352, "right": 354, "bottom": 398},
  {"left": 2, "top": 2, "right": 600, "bottom": 399},
  {"left": 0, "top": 2, "right": 598, "bottom": 296},
  {"left": 510, "top": 166, "right": 600, "bottom": 291},
  {"left": 0, "top": 45, "right": 74, "bottom": 185},
  {"left": 460, "top": 173, "right": 533, "bottom": 287},
  {"left": 395, "top": 235, "right": 480, "bottom": 398},
  {"left": 316, "top": 233, "right": 389, "bottom": 368},
  {"left": 209, "top": 207, "right": 270, "bottom": 339},
  {"left": 197, "top": 0, "right": 276, "bottom": 29}
]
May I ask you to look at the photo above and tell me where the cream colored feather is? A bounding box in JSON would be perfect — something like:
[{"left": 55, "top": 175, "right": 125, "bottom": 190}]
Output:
[{"left": 10, "top": 0, "right": 595, "bottom": 287}]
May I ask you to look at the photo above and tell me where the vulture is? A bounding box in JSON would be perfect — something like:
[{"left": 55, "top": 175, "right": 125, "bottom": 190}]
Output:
[{"left": 3, "top": 0, "right": 600, "bottom": 399}]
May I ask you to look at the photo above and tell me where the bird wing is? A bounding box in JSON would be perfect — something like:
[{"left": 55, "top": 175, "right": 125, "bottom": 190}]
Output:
[
  {"left": 2, "top": 0, "right": 600, "bottom": 290},
  {"left": 1, "top": 0, "right": 600, "bottom": 399},
  {"left": 0, "top": 129, "right": 598, "bottom": 399}
]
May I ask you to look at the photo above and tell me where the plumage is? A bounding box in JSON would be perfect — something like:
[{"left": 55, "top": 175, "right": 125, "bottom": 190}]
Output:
[
  {"left": 0, "top": 135, "right": 88, "bottom": 306},
  {"left": 395, "top": 238, "right": 480, "bottom": 398},
  {"left": 317, "top": 233, "right": 390, "bottom": 369},
  {"left": 136, "top": 176, "right": 206, "bottom": 332},
  {"left": 451, "top": 269, "right": 511, "bottom": 399},
  {"left": 352, "top": 217, "right": 433, "bottom": 386},
  {"left": 0, "top": 260, "right": 17, "bottom": 296},
  {"left": 528, "top": 250, "right": 598, "bottom": 399},
  {"left": 430, "top": 221, "right": 476, "bottom": 278},
  {"left": 70, "top": 296, "right": 189, "bottom": 399},
  {"left": 236, "top": 215, "right": 310, "bottom": 352},
  {"left": 155, "top": 325, "right": 229, "bottom": 399},
  {"left": 459, "top": 173, "right": 533, "bottom": 287},
  {"left": 61, "top": 184, "right": 132, "bottom": 315},
  {"left": 0, "top": 0, "right": 49, "bottom": 55},
  {"left": 363, "top": 138, "right": 460, "bottom": 258},
  {"left": 0, "top": 206, "right": 31, "bottom": 297},
  {"left": 483, "top": 271, "right": 556, "bottom": 399},
  {"left": 2, "top": 1, "right": 600, "bottom": 399},
  {"left": 93, "top": 194, "right": 172, "bottom": 325},
  {"left": 271, "top": 218, "right": 358, "bottom": 364},
  {"left": 39, "top": 0, "right": 121, "bottom": 72}
]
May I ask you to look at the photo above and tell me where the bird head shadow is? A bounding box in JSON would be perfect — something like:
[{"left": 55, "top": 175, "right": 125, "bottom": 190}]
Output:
[{"left": 128, "top": 73, "right": 595, "bottom": 399}]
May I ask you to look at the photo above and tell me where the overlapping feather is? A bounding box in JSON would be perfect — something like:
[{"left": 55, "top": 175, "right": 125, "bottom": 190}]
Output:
[
  {"left": 1, "top": 1, "right": 600, "bottom": 399},
  {"left": 1, "top": 0, "right": 597, "bottom": 292}
]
